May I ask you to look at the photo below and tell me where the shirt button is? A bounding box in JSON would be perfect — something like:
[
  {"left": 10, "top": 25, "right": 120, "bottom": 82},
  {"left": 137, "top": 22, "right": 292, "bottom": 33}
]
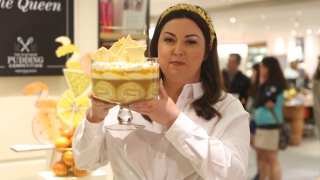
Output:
[{"left": 159, "top": 154, "right": 165, "bottom": 159}]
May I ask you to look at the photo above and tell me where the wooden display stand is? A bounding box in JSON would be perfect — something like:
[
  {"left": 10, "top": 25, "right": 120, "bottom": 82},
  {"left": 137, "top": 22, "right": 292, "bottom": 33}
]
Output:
[{"left": 283, "top": 105, "right": 304, "bottom": 145}]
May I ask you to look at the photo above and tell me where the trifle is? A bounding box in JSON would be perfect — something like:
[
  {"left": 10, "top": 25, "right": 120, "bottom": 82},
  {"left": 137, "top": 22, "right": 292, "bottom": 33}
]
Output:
[{"left": 91, "top": 35, "right": 160, "bottom": 104}]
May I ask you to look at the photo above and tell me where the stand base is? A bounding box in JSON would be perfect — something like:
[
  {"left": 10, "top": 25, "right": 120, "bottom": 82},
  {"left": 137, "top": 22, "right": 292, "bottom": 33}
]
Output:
[{"left": 106, "top": 123, "right": 144, "bottom": 131}]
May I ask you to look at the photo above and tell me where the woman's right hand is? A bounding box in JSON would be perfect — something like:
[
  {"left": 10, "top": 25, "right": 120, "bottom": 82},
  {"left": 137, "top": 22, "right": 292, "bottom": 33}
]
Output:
[{"left": 87, "top": 95, "right": 116, "bottom": 123}]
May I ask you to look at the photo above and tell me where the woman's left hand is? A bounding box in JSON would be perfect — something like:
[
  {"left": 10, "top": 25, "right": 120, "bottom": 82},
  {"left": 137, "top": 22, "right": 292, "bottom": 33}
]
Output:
[{"left": 126, "top": 82, "right": 180, "bottom": 128}]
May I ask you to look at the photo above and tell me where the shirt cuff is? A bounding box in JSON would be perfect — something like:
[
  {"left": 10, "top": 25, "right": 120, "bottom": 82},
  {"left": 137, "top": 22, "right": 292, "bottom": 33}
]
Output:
[
  {"left": 83, "top": 109, "right": 105, "bottom": 137},
  {"left": 165, "top": 112, "right": 197, "bottom": 144}
]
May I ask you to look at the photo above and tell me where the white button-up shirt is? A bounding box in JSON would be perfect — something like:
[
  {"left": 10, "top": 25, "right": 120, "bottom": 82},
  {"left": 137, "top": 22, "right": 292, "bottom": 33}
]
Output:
[{"left": 73, "top": 82, "right": 250, "bottom": 180}]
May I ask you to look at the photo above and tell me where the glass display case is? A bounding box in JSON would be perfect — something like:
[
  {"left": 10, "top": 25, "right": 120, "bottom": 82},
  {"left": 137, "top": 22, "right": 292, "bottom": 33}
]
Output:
[{"left": 98, "top": 0, "right": 150, "bottom": 52}]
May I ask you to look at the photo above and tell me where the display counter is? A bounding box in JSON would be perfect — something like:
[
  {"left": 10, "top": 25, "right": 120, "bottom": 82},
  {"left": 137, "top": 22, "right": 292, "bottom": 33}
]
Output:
[
  {"left": 283, "top": 89, "right": 314, "bottom": 145},
  {"left": 283, "top": 104, "right": 304, "bottom": 145}
]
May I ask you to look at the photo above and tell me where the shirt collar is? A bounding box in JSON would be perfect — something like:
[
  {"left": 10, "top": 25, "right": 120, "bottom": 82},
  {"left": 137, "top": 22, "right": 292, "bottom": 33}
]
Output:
[{"left": 181, "top": 81, "right": 203, "bottom": 100}]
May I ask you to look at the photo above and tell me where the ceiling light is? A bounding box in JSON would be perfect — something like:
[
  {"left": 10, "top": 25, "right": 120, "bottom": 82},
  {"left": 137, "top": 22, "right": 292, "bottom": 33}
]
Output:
[
  {"left": 261, "top": 14, "right": 266, "bottom": 20},
  {"left": 265, "top": 25, "right": 270, "bottom": 31},
  {"left": 296, "top": 10, "right": 302, "bottom": 16},
  {"left": 291, "top": 30, "right": 297, "bottom": 36},
  {"left": 293, "top": 22, "right": 300, "bottom": 28},
  {"left": 229, "top": 17, "right": 236, "bottom": 23},
  {"left": 306, "top": 29, "right": 312, "bottom": 35},
  {"left": 318, "top": 28, "right": 320, "bottom": 34}
]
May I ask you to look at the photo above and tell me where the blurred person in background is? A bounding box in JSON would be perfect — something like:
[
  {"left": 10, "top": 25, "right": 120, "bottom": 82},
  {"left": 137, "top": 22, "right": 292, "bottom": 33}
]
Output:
[
  {"left": 247, "top": 63, "right": 260, "bottom": 144},
  {"left": 253, "top": 57, "right": 287, "bottom": 180},
  {"left": 313, "top": 56, "right": 320, "bottom": 136},
  {"left": 222, "top": 53, "right": 251, "bottom": 107},
  {"left": 246, "top": 63, "right": 260, "bottom": 180},
  {"left": 285, "top": 60, "right": 309, "bottom": 90}
]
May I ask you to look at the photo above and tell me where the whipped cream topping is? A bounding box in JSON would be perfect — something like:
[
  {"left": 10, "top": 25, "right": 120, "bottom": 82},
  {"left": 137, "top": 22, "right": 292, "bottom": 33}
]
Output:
[{"left": 92, "top": 61, "right": 159, "bottom": 71}]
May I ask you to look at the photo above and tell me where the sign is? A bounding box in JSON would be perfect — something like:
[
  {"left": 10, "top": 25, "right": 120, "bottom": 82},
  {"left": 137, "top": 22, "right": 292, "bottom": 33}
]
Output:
[{"left": 0, "top": 0, "right": 74, "bottom": 76}]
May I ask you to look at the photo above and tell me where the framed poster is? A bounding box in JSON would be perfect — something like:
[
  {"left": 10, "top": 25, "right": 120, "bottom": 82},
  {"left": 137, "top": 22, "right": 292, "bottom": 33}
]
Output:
[{"left": 0, "top": 0, "right": 74, "bottom": 76}]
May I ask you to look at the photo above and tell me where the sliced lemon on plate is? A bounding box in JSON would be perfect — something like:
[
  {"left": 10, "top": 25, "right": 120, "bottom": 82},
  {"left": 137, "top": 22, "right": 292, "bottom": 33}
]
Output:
[{"left": 57, "top": 90, "right": 91, "bottom": 127}]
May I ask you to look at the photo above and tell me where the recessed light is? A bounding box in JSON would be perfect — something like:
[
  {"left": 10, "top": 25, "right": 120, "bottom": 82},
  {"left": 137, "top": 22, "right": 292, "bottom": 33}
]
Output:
[
  {"left": 296, "top": 10, "right": 302, "bottom": 16},
  {"left": 261, "top": 14, "right": 266, "bottom": 20},
  {"left": 293, "top": 22, "right": 300, "bottom": 28},
  {"left": 229, "top": 17, "right": 236, "bottom": 23},
  {"left": 265, "top": 25, "right": 270, "bottom": 31},
  {"left": 291, "top": 30, "right": 297, "bottom": 36},
  {"left": 306, "top": 29, "right": 312, "bottom": 35}
]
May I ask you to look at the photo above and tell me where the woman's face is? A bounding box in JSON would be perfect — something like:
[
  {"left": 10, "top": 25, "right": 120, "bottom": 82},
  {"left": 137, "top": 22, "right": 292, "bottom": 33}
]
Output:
[
  {"left": 259, "top": 63, "right": 268, "bottom": 83},
  {"left": 251, "top": 69, "right": 257, "bottom": 83},
  {"left": 158, "top": 18, "right": 206, "bottom": 84}
]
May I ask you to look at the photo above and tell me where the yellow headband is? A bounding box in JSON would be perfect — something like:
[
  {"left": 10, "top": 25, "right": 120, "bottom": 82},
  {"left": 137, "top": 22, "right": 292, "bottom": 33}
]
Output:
[{"left": 159, "top": 4, "right": 215, "bottom": 48}]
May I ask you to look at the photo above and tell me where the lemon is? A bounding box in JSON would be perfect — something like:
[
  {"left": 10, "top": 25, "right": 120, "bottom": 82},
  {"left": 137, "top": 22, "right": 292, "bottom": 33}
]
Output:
[
  {"left": 66, "top": 52, "right": 82, "bottom": 69},
  {"left": 63, "top": 69, "right": 91, "bottom": 100},
  {"left": 57, "top": 90, "right": 90, "bottom": 127},
  {"left": 55, "top": 44, "right": 79, "bottom": 58},
  {"left": 55, "top": 36, "right": 71, "bottom": 46}
]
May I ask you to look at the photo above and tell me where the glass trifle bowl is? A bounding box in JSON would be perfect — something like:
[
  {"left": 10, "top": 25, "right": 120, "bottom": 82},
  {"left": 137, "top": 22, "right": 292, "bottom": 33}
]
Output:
[{"left": 91, "top": 56, "right": 160, "bottom": 130}]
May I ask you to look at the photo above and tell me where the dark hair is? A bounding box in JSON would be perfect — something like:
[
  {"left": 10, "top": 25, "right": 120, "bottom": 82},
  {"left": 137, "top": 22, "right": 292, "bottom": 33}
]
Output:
[
  {"left": 261, "top": 56, "right": 287, "bottom": 89},
  {"left": 229, "top": 53, "right": 242, "bottom": 64},
  {"left": 313, "top": 56, "right": 320, "bottom": 80},
  {"left": 149, "top": 6, "right": 226, "bottom": 120},
  {"left": 249, "top": 63, "right": 260, "bottom": 98}
]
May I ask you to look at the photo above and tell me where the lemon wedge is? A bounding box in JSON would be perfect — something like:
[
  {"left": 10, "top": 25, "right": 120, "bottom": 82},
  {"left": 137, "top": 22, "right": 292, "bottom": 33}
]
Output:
[
  {"left": 57, "top": 90, "right": 90, "bottom": 127},
  {"left": 63, "top": 69, "right": 91, "bottom": 100}
]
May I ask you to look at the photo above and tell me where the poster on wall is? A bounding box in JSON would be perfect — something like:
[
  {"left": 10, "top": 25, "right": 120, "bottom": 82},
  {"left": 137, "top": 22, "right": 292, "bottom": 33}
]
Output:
[{"left": 0, "top": 0, "right": 73, "bottom": 76}]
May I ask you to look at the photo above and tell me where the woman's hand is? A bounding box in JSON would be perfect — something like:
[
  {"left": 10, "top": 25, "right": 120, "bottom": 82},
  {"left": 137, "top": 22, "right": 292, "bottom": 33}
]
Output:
[
  {"left": 87, "top": 95, "right": 116, "bottom": 123},
  {"left": 126, "top": 83, "right": 180, "bottom": 128}
]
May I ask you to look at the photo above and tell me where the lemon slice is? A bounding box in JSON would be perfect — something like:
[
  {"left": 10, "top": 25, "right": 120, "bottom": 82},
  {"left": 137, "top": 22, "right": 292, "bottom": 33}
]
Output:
[
  {"left": 55, "top": 36, "right": 71, "bottom": 46},
  {"left": 56, "top": 44, "right": 79, "bottom": 58},
  {"left": 57, "top": 90, "right": 91, "bottom": 127},
  {"left": 63, "top": 69, "right": 91, "bottom": 100},
  {"left": 32, "top": 109, "right": 62, "bottom": 144},
  {"left": 66, "top": 52, "right": 82, "bottom": 69}
]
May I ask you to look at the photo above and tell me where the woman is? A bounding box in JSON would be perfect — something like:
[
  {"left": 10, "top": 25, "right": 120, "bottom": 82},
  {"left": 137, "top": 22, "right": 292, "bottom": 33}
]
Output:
[
  {"left": 313, "top": 56, "right": 320, "bottom": 136},
  {"left": 73, "top": 4, "right": 250, "bottom": 179},
  {"left": 247, "top": 63, "right": 260, "bottom": 138},
  {"left": 247, "top": 63, "right": 260, "bottom": 180},
  {"left": 253, "top": 57, "right": 287, "bottom": 180}
]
